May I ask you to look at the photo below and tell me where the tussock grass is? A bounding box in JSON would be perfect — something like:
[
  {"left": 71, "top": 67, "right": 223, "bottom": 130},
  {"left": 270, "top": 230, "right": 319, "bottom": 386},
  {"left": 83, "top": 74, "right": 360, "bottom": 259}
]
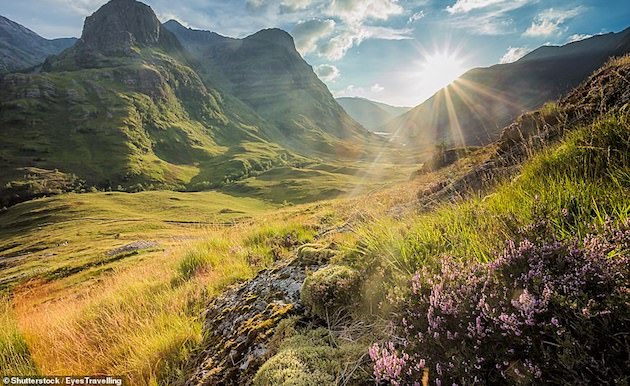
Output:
[
  {"left": 5, "top": 208, "right": 321, "bottom": 385},
  {"left": 351, "top": 113, "right": 630, "bottom": 280},
  {"left": 0, "top": 298, "right": 38, "bottom": 375}
]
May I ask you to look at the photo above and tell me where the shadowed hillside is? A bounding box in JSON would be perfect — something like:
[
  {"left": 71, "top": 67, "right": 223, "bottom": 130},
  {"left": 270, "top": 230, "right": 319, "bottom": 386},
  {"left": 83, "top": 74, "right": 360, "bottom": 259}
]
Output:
[
  {"left": 164, "top": 20, "right": 373, "bottom": 155},
  {"left": 0, "top": 15, "right": 76, "bottom": 73},
  {"left": 385, "top": 27, "right": 630, "bottom": 147}
]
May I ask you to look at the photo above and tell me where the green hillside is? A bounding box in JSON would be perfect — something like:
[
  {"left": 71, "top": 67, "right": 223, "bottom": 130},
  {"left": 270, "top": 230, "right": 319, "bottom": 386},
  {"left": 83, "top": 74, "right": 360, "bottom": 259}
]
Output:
[
  {"left": 0, "top": 0, "right": 394, "bottom": 208},
  {"left": 164, "top": 21, "right": 374, "bottom": 155}
]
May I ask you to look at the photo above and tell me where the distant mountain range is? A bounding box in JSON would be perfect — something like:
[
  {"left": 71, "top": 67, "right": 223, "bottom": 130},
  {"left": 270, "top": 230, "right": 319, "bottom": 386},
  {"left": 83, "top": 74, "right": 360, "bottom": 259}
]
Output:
[
  {"left": 0, "top": 15, "right": 76, "bottom": 73},
  {"left": 385, "top": 27, "right": 630, "bottom": 146},
  {"left": 335, "top": 97, "right": 410, "bottom": 132},
  {"left": 0, "top": 0, "right": 373, "bottom": 205}
]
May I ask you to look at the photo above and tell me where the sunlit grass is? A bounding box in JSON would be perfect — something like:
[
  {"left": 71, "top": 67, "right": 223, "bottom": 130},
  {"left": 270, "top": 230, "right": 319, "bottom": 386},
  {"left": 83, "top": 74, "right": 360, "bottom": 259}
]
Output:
[
  {"left": 350, "top": 113, "right": 629, "bottom": 280},
  {"left": 0, "top": 297, "right": 39, "bottom": 375}
]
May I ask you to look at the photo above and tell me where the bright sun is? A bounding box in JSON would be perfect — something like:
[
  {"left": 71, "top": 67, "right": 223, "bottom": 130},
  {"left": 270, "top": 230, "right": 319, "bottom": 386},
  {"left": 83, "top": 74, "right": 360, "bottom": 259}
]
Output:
[{"left": 419, "top": 51, "right": 466, "bottom": 94}]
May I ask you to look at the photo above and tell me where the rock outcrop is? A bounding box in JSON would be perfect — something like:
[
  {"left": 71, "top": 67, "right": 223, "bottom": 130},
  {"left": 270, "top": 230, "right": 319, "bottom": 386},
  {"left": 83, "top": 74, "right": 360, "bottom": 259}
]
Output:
[
  {"left": 80, "top": 0, "right": 177, "bottom": 55},
  {"left": 185, "top": 258, "right": 326, "bottom": 385}
]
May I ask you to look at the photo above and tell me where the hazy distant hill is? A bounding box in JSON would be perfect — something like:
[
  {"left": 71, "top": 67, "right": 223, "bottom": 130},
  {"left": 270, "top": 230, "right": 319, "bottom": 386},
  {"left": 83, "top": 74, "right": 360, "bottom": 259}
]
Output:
[
  {"left": 0, "top": 15, "right": 76, "bottom": 73},
  {"left": 336, "top": 97, "right": 410, "bottom": 131},
  {"left": 385, "top": 27, "right": 630, "bottom": 146},
  {"left": 164, "top": 20, "right": 370, "bottom": 154}
]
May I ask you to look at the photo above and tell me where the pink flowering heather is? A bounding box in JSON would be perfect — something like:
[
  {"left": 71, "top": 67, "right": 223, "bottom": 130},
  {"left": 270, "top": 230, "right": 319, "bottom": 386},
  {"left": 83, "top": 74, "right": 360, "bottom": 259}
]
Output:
[{"left": 371, "top": 219, "right": 630, "bottom": 385}]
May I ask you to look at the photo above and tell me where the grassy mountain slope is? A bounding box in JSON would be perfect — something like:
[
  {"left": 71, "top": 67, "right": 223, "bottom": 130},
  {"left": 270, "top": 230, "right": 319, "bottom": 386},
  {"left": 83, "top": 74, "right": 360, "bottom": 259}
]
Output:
[
  {"left": 336, "top": 96, "right": 410, "bottom": 131},
  {"left": 0, "top": 1, "right": 312, "bottom": 206},
  {"left": 384, "top": 27, "right": 630, "bottom": 147},
  {"left": 243, "top": 56, "right": 630, "bottom": 386},
  {"left": 0, "top": 1, "right": 398, "bottom": 208},
  {"left": 164, "top": 20, "right": 373, "bottom": 155},
  {"left": 0, "top": 57, "right": 628, "bottom": 385},
  {"left": 0, "top": 15, "right": 76, "bottom": 74}
]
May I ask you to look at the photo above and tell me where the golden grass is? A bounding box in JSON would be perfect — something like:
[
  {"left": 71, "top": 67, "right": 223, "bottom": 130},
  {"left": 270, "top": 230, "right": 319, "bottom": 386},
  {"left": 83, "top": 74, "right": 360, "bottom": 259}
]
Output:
[{"left": 0, "top": 165, "right": 439, "bottom": 384}]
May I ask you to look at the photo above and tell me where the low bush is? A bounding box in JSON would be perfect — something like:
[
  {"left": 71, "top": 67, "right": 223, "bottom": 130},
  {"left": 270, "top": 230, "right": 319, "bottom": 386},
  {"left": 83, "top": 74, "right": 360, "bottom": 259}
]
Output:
[
  {"left": 301, "top": 265, "right": 362, "bottom": 319},
  {"left": 369, "top": 219, "right": 630, "bottom": 385},
  {"left": 254, "top": 328, "right": 366, "bottom": 386}
]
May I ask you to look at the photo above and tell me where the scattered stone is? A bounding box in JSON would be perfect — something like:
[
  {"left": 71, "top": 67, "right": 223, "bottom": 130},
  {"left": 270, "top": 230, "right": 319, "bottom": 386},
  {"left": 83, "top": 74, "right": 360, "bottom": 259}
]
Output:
[{"left": 106, "top": 240, "right": 158, "bottom": 256}]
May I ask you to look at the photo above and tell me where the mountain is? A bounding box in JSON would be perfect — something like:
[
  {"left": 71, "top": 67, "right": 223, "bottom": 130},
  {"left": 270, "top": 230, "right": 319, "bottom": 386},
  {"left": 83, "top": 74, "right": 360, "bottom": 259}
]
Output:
[
  {"left": 384, "top": 26, "right": 630, "bottom": 146},
  {"left": 0, "top": 0, "right": 379, "bottom": 207},
  {"left": 0, "top": 0, "right": 297, "bottom": 206},
  {"left": 164, "top": 20, "right": 370, "bottom": 154},
  {"left": 336, "top": 97, "right": 410, "bottom": 132},
  {"left": 0, "top": 15, "right": 76, "bottom": 73}
]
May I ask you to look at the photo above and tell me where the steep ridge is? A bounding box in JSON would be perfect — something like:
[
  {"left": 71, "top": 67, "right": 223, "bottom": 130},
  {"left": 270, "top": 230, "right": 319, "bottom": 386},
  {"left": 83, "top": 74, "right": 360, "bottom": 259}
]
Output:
[
  {"left": 336, "top": 97, "right": 410, "bottom": 131},
  {"left": 0, "top": 0, "right": 294, "bottom": 206},
  {"left": 385, "top": 27, "right": 630, "bottom": 147},
  {"left": 164, "top": 20, "right": 372, "bottom": 154},
  {"left": 0, "top": 15, "right": 76, "bottom": 73}
]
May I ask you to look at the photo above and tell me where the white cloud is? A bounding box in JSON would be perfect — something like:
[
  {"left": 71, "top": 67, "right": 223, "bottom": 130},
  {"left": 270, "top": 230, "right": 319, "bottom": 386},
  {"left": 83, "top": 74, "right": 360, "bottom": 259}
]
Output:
[
  {"left": 565, "top": 33, "right": 593, "bottom": 43},
  {"left": 499, "top": 46, "right": 530, "bottom": 63},
  {"left": 370, "top": 83, "right": 384, "bottom": 92},
  {"left": 524, "top": 7, "right": 583, "bottom": 37},
  {"left": 314, "top": 64, "right": 340, "bottom": 81},
  {"left": 445, "top": 0, "right": 531, "bottom": 35},
  {"left": 292, "top": 18, "right": 336, "bottom": 55},
  {"left": 315, "top": 24, "right": 411, "bottom": 60},
  {"left": 247, "top": 0, "right": 313, "bottom": 11},
  {"left": 446, "top": 0, "right": 508, "bottom": 14},
  {"left": 282, "top": 0, "right": 313, "bottom": 11},
  {"left": 327, "top": 0, "right": 404, "bottom": 23},
  {"left": 316, "top": 27, "right": 365, "bottom": 60},
  {"left": 408, "top": 10, "right": 425, "bottom": 23},
  {"left": 336, "top": 83, "right": 386, "bottom": 99}
]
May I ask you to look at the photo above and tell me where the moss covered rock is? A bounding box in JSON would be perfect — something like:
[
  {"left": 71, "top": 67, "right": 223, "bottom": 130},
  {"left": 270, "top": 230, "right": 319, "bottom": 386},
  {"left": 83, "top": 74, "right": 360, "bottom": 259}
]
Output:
[
  {"left": 296, "top": 243, "right": 336, "bottom": 266},
  {"left": 301, "top": 265, "right": 361, "bottom": 319},
  {"left": 253, "top": 329, "right": 367, "bottom": 386}
]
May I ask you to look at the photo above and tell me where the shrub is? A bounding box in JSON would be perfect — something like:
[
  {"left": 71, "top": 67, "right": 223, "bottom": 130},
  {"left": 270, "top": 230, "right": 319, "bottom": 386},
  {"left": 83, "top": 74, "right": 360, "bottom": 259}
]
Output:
[
  {"left": 301, "top": 265, "right": 362, "bottom": 319},
  {"left": 254, "top": 328, "right": 366, "bottom": 386},
  {"left": 370, "top": 220, "right": 630, "bottom": 385}
]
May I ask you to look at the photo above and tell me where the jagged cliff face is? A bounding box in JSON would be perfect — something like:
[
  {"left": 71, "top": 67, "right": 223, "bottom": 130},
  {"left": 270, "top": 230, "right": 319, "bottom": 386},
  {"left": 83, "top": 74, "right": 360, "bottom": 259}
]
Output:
[
  {"left": 80, "top": 0, "right": 172, "bottom": 55},
  {"left": 82, "top": 0, "right": 160, "bottom": 54}
]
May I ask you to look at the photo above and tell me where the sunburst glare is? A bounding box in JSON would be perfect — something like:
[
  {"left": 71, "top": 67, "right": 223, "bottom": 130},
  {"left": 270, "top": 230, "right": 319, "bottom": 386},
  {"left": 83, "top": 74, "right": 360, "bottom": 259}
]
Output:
[{"left": 418, "top": 51, "right": 467, "bottom": 95}]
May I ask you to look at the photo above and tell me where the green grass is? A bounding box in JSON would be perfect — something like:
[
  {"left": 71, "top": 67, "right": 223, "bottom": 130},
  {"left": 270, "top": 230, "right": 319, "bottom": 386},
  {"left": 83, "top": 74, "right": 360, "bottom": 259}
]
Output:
[
  {"left": 0, "top": 190, "right": 274, "bottom": 293},
  {"left": 348, "top": 113, "right": 630, "bottom": 282},
  {"left": 0, "top": 298, "right": 39, "bottom": 375}
]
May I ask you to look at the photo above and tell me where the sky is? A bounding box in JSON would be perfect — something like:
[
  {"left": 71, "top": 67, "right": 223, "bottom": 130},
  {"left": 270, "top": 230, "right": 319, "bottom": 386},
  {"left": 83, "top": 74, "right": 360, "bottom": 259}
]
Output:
[{"left": 1, "top": 0, "right": 629, "bottom": 107}]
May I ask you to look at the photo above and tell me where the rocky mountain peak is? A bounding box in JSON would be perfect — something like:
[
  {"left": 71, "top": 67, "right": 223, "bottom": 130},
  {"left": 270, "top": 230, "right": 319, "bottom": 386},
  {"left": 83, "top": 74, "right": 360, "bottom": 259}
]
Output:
[
  {"left": 80, "top": 0, "right": 163, "bottom": 55},
  {"left": 245, "top": 28, "right": 296, "bottom": 51}
]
